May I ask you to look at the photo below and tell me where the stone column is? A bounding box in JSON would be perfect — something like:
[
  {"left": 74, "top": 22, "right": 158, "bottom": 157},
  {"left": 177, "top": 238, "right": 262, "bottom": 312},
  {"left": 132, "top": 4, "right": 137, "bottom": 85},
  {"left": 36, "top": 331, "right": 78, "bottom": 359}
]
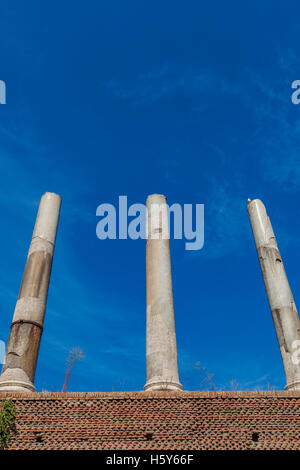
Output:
[
  {"left": 247, "top": 198, "right": 300, "bottom": 391},
  {"left": 144, "top": 194, "right": 182, "bottom": 391},
  {"left": 0, "top": 192, "right": 61, "bottom": 392}
]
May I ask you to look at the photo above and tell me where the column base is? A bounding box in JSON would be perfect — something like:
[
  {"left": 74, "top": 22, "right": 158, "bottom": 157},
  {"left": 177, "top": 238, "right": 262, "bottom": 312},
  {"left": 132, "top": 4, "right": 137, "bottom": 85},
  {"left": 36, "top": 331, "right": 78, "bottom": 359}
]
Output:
[
  {"left": 284, "top": 380, "right": 300, "bottom": 391},
  {"left": 0, "top": 368, "right": 35, "bottom": 393},
  {"left": 144, "top": 379, "right": 182, "bottom": 391}
]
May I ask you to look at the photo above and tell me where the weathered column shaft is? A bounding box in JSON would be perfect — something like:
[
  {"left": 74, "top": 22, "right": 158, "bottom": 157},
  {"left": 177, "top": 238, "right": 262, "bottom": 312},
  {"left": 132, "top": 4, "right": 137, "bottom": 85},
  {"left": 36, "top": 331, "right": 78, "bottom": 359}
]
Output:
[
  {"left": 144, "top": 194, "right": 182, "bottom": 391},
  {"left": 247, "top": 198, "right": 300, "bottom": 390},
  {"left": 0, "top": 192, "right": 61, "bottom": 392}
]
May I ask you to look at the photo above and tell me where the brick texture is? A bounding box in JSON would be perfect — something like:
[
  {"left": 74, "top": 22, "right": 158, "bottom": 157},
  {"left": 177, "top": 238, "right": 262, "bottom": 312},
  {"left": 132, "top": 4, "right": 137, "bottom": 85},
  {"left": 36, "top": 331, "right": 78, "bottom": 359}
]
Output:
[{"left": 1, "top": 391, "right": 300, "bottom": 450}]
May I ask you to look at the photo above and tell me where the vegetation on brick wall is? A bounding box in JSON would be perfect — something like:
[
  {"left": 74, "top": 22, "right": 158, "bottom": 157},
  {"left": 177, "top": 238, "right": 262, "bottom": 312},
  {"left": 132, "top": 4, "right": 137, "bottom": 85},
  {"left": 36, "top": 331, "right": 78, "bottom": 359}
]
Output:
[
  {"left": 0, "top": 400, "right": 16, "bottom": 449},
  {"left": 62, "top": 347, "right": 84, "bottom": 392}
]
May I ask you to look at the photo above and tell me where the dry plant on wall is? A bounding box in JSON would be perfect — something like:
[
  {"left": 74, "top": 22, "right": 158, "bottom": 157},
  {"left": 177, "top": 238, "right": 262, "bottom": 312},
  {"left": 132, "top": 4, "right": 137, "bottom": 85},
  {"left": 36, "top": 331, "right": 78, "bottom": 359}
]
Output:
[{"left": 62, "top": 347, "right": 84, "bottom": 392}]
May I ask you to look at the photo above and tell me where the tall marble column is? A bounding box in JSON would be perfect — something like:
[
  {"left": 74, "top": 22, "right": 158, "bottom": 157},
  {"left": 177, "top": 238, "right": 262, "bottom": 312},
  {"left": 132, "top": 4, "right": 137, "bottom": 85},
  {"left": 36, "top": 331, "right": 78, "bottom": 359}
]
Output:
[
  {"left": 144, "top": 194, "right": 182, "bottom": 391},
  {"left": 247, "top": 198, "right": 300, "bottom": 390},
  {"left": 0, "top": 192, "right": 61, "bottom": 392}
]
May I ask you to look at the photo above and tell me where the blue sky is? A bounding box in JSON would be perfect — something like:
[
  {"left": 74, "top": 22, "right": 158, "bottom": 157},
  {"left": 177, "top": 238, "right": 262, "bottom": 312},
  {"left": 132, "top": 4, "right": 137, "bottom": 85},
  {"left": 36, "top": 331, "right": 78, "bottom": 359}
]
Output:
[{"left": 1, "top": 1, "right": 300, "bottom": 392}]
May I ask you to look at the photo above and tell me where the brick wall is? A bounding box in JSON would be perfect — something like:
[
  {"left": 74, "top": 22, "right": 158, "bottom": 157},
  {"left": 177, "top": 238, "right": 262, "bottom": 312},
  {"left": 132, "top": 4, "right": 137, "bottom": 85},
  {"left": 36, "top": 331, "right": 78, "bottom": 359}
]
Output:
[{"left": 1, "top": 390, "right": 300, "bottom": 450}]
